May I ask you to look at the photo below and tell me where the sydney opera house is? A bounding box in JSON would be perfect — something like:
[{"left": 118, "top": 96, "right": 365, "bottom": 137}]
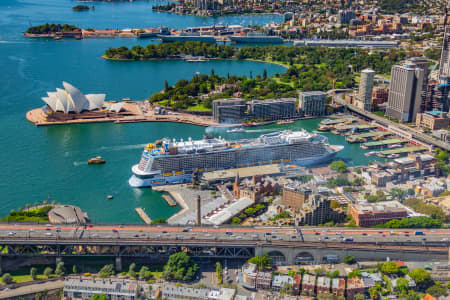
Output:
[{"left": 41, "top": 81, "right": 124, "bottom": 115}]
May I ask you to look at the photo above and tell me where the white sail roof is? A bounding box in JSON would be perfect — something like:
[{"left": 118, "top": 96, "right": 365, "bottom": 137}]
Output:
[{"left": 41, "top": 82, "right": 116, "bottom": 114}]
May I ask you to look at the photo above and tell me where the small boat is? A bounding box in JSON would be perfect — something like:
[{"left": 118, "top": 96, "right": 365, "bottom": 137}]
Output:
[
  {"left": 88, "top": 156, "right": 106, "bottom": 164},
  {"left": 226, "top": 128, "right": 245, "bottom": 133},
  {"left": 387, "top": 154, "right": 400, "bottom": 159},
  {"left": 387, "top": 144, "right": 402, "bottom": 149},
  {"left": 107, "top": 195, "right": 114, "bottom": 199},
  {"left": 277, "top": 120, "right": 294, "bottom": 125},
  {"left": 365, "top": 151, "right": 378, "bottom": 157}
]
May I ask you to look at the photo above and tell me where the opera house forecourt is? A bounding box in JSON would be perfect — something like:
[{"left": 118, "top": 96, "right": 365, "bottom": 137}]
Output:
[{"left": 26, "top": 81, "right": 137, "bottom": 126}]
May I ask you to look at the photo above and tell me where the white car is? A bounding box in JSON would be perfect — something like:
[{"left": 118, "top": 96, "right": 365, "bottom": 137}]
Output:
[
  {"left": 45, "top": 232, "right": 52, "bottom": 236},
  {"left": 8, "top": 232, "right": 15, "bottom": 236}
]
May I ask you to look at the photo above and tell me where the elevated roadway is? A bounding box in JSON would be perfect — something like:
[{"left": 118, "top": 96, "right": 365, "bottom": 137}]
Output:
[{"left": 0, "top": 224, "right": 447, "bottom": 267}]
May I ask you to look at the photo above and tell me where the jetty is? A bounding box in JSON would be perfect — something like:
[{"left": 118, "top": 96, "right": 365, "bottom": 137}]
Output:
[
  {"left": 361, "top": 138, "right": 408, "bottom": 149},
  {"left": 377, "top": 146, "right": 428, "bottom": 157},
  {"left": 162, "top": 194, "right": 177, "bottom": 206},
  {"left": 347, "top": 131, "right": 391, "bottom": 141},
  {"left": 333, "top": 124, "right": 378, "bottom": 134},
  {"left": 319, "top": 117, "right": 357, "bottom": 126},
  {"left": 135, "top": 207, "right": 152, "bottom": 224}
]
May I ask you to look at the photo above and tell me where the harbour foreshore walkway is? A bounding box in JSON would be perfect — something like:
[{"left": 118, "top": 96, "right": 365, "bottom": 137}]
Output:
[{"left": 26, "top": 101, "right": 221, "bottom": 127}]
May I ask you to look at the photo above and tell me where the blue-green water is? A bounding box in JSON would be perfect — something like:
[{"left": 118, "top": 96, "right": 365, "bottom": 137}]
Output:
[{"left": 0, "top": 0, "right": 378, "bottom": 223}]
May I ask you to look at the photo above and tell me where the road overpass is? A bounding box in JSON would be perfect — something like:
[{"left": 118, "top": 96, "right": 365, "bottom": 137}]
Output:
[
  {"left": 333, "top": 94, "right": 450, "bottom": 151},
  {"left": 0, "top": 224, "right": 448, "bottom": 269}
]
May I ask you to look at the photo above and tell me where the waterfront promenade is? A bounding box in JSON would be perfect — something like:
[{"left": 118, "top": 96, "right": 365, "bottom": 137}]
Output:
[{"left": 26, "top": 101, "right": 220, "bottom": 127}]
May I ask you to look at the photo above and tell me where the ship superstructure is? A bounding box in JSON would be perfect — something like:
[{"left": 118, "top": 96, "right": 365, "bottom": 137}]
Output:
[{"left": 129, "top": 130, "right": 343, "bottom": 187}]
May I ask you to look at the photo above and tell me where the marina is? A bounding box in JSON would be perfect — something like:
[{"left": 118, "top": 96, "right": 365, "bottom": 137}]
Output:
[
  {"left": 360, "top": 138, "right": 408, "bottom": 149},
  {"left": 332, "top": 124, "right": 378, "bottom": 134}
]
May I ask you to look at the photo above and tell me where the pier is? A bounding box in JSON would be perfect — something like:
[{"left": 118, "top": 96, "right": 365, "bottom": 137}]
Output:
[
  {"left": 319, "top": 117, "right": 357, "bottom": 125},
  {"left": 162, "top": 194, "right": 177, "bottom": 207},
  {"left": 351, "top": 131, "right": 391, "bottom": 140},
  {"left": 135, "top": 207, "right": 152, "bottom": 224},
  {"left": 361, "top": 138, "right": 408, "bottom": 149},
  {"left": 377, "top": 146, "right": 428, "bottom": 157},
  {"left": 333, "top": 124, "right": 378, "bottom": 134}
]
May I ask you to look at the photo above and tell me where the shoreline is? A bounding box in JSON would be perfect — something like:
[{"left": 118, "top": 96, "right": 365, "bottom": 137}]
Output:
[
  {"left": 102, "top": 55, "right": 289, "bottom": 69},
  {"left": 25, "top": 102, "right": 221, "bottom": 127}
]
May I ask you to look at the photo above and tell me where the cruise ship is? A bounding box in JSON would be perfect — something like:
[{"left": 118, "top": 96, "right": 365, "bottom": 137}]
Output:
[
  {"left": 229, "top": 32, "right": 283, "bottom": 44},
  {"left": 158, "top": 32, "right": 216, "bottom": 43},
  {"left": 129, "top": 130, "right": 344, "bottom": 188}
]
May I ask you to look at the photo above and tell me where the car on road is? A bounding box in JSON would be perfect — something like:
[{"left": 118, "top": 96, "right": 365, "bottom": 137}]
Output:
[
  {"left": 134, "top": 234, "right": 139, "bottom": 237},
  {"left": 88, "top": 225, "right": 93, "bottom": 228},
  {"left": 362, "top": 233, "right": 367, "bottom": 236},
  {"left": 45, "top": 232, "right": 52, "bottom": 236},
  {"left": 225, "top": 231, "right": 232, "bottom": 235},
  {"left": 91, "top": 234, "right": 99, "bottom": 238},
  {"left": 112, "top": 229, "right": 118, "bottom": 233},
  {"left": 162, "top": 231, "right": 167, "bottom": 234},
  {"left": 441, "top": 238, "right": 448, "bottom": 242},
  {"left": 278, "top": 237, "right": 283, "bottom": 240},
  {"left": 46, "top": 224, "right": 52, "bottom": 227},
  {"left": 8, "top": 232, "right": 15, "bottom": 236},
  {"left": 213, "top": 225, "right": 219, "bottom": 229},
  {"left": 29, "top": 228, "right": 34, "bottom": 232},
  {"left": 252, "top": 234, "right": 259, "bottom": 238}
]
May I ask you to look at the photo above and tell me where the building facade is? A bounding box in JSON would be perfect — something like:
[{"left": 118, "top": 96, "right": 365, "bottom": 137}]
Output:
[
  {"left": 386, "top": 63, "right": 424, "bottom": 123},
  {"left": 349, "top": 202, "right": 407, "bottom": 227},
  {"left": 358, "top": 68, "right": 375, "bottom": 111},
  {"left": 298, "top": 91, "right": 327, "bottom": 116},
  {"left": 416, "top": 111, "right": 450, "bottom": 130}
]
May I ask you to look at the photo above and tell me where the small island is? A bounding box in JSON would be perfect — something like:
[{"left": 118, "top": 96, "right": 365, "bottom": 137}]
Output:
[
  {"left": 24, "top": 24, "right": 81, "bottom": 38},
  {"left": 72, "top": 5, "right": 94, "bottom": 11}
]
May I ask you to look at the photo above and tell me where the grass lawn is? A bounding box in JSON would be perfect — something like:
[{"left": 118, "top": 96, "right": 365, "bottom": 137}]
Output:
[
  {"left": 273, "top": 77, "right": 295, "bottom": 88},
  {"left": 187, "top": 104, "right": 211, "bottom": 112},
  {"left": 1, "top": 274, "right": 48, "bottom": 285}
]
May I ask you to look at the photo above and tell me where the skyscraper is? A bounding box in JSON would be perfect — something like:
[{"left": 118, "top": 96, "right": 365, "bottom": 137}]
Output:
[
  {"left": 405, "top": 57, "right": 429, "bottom": 112},
  {"left": 357, "top": 68, "right": 375, "bottom": 111},
  {"left": 386, "top": 63, "right": 424, "bottom": 123},
  {"left": 434, "top": 3, "right": 450, "bottom": 114}
]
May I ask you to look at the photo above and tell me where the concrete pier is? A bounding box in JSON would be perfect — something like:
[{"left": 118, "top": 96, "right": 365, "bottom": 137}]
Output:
[{"left": 135, "top": 207, "right": 152, "bottom": 224}]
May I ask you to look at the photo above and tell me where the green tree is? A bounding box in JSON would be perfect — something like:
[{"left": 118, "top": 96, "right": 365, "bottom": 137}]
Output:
[
  {"left": 343, "top": 255, "right": 356, "bottom": 265},
  {"left": 151, "top": 218, "right": 167, "bottom": 224},
  {"left": 91, "top": 295, "right": 110, "bottom": 300},
  {"left": 2, "top": 273, "right": 13, "bottom": 284},
  {"left": 353, "top": 294, "right": 365, "bottom": 300},
  {"left": 263, "top": 69, "right": 267, "bottom": 79},
  {"left": 72, "top": 265, "right": 77, "bottom": 274},
  {"left": 329, "top": 160, "right": 348, "bottom": 173},
  {"left": 30, "top": 267, "right": 38, "bottom": 280},
  {"left": 216, "top": 262, "right": 223, "bottom": 284},
  {"left": 128, "top": 263, "right": 136, "bottom": 278},
  {"left": 162, "top": 252, "right": 199, "bottom": 281},
  {"left": 139, "top": 266, "right": 152, "bottom": 280},
  {"left": 409, "top": 269, "right": 433, "bottom": 291},
  {"left": 43, "top": 267, "right": 53, "bottom": 279},
  {"left": 247, "top": 254, "right": 271, "bottom": 269},
  {"left": 396, "top": 277, "right": 409, "bottom": 295},
  {"left": 55, "top": 262, "right": 66, "bottom": 276},
  {"left": 98, "top": 264, "right": 115, "bottom": 278},
  {"left": 425, "top": 283, "right": 448, "bottom": 297},
  {"left": 380, "top": 261, "right": 400, "bottom": 275},
  {"left": 369, "top": 286, "right": 381, "bottom": 299},
  {"left": 348, "top": 269, "right": 361, "bottom": 278},
  {"left": 280, "top": 283, "right": 294, "bottom": 295}
]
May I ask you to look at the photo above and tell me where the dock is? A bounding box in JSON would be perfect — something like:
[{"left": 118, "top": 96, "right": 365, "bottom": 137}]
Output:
[
  {"left": 162, "top": 194, "right": 177, "bottom": 207},
  {"left": 334, "top": 124, "right": 377, "bottom": 133},
  {"left": 352, "top": 131, "right": 391, "bottom": 140},
  {"left": 377, "top": 146, "right": 428, "bottom": 157},
  {"left": 361, "top": 138, "right": 408, "bottom": 149},
  {"left": 135, "top": 207, "right": 152, "bottom": 224}
]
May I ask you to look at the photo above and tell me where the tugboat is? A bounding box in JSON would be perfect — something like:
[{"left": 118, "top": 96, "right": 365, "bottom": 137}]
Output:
[{"left": 88, "top": 156, "right": 106, "bottom": 164}]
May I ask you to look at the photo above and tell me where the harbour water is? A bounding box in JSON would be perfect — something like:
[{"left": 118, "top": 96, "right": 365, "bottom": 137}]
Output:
[{"left": 0, "top": 0, "right": 379, "bottom": 223}]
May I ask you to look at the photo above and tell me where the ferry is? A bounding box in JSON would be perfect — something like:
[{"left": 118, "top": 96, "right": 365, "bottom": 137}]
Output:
[
  {"left": 277, "top": 120, "right": 294, "bottom": 125},
  {"left": 229, "top": 32, "right": 283, "bottom": 44},
  {"left": 158, "top": 32, "right": 216, "bottom": 43},
  {"left": 129, "top": 130, "right": 344, "bottom": 188},
  {"left": 387, "top": 144, "right": 403, "bottom": 149}
]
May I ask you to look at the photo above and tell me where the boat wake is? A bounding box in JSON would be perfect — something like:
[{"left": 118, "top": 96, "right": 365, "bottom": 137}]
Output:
[
  {"left": 245, "top": 129, "right": 277, "bottom": 133},
  {"left": 73, "top": 161, "right": 85, "bottom": 166},
  {"left": 100, "top": 144, "right": 147, "bottom": 151}
]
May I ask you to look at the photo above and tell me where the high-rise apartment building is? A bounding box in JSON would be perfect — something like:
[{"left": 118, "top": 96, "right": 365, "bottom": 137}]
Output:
[
  {"left": 357, "top": 68, "right": 375, "bottom": 111},
  {"left": 434, "top": 5, "right": 450, "bottom": 114},
  {"left": 386, "top": 63, "right": 424, "bottom": 123}
]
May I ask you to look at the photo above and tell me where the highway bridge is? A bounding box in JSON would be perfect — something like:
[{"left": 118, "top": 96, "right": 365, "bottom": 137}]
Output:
[
  {"left": 333, "top": 94, "right": 450, "bottom": 152},
  {"left": 0, "top": 224, "right": 448, "bottom": 269}
]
